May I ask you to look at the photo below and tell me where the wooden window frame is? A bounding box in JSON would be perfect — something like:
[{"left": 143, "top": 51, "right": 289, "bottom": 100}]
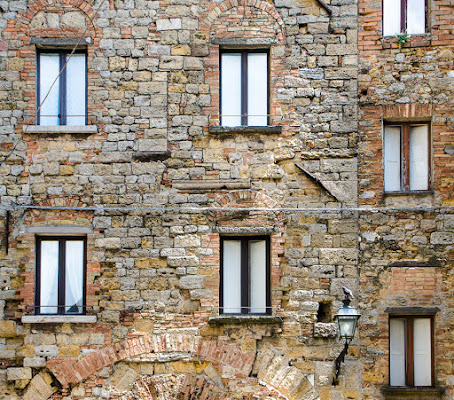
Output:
[
  {"left": 36, "top": 49, "right": 88, "bottom": 126},
  {"left": 219, "top": 49, "right": 270, "bottom": 126},
  {"left": 389, "top": 315, "right": 435, "bottom": 387},
  {"left": 384, "top": 122, "right": 431, "bottom": 192},
  {"left": 382, "top": 0, "right": 428, "bottom": 35},
  {"left": 35, "top": 236, "right": 87, "bottom": 315},
  {"left": 219, "top": 236, "right": 271, "bottom": 315}
]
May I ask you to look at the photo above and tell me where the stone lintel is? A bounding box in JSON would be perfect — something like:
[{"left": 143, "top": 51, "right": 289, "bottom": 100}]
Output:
[
  {"left": 30, "top": 37, "right": 92, "bottom": 48},
  {"left": 384, "top": 307, "right": 440, "bottom": 315},
  {"left": 381, "top": 386, "right": 445, "bottom": 398},
  {"left": 388, "top": 259, "right": 441, "bottom": 268},
  {"left": 22, "top": 315, "right": 97, "bottom": 324},
  {"left": 172, "top": 179, "right": 250, "bottom": 190},
  {"left": 216, "top": 226, "right": 275, "bottom": 235},
  {"left": 212, "top": 38, "right": 276, "bottom": 47},
  {"left": 209, "top": 126, "right": 282, "bottom": 134},
  {"left": 133, "top": 151, "right": 171, "bottom": 162},
  {"left": 208, "top": 315, "right": 282, "bottom": 325},
  {"left": 24, "top": 125, "right": 97, "bottom": 134},
  {"left": 24, "top": 225, "right": 93, "bottom": 235}
]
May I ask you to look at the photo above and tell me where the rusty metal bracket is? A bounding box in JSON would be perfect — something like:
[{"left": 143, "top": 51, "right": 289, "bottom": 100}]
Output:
[
  {"left": 295, "top": 163, "right": 340, "bottom": 202},
  {"left": 316, "top": 0, "right": 332, "bottom": 15}
]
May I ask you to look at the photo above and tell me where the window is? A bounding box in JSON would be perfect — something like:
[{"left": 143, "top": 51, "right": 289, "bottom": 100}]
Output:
[
  {"left": 384, "top": 123, "right": 430, "bottom": 192},
  {"left": 390, "top": 316, "right": 434, "bottom": 386},
  {"left": 37, "top": 50, "right": 87, "bottom": 126},
  {"left": 383, "top": 0, "right": 427, "bottom": 36},
  {"left": 36, "top": 237, "right": 86, "bottom": 315},
  {"left": 220, "top": 50, "right": 269, "bottom": 127},
  {"left": 220, "top": 236, "right": 270, "bottom": 314}
]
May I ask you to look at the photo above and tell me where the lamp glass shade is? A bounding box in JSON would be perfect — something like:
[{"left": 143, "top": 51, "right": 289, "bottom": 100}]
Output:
[{"left": 334, "top": 300, "right": 361, "bottom": 341}]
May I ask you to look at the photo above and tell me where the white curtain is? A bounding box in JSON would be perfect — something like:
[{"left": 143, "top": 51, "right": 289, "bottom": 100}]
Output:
[
  {"left": 222, "top": 240, "right": 242, "bottom": 313},
  {"left": 39, "top": 54, "right": 60, "bottom": 126},
  {"left": 249, "top": 240, "right": 266, "bottom": 313},
  {"left": 247, "top": 54, "right": 268, "bottom": 126},
  {"left": 221, "top": 54, "right": 242, "bottom": 127},
  {"left": 414, "top": 318, "right": 432, "bottom": 386},
  {"left": 384, "top": 126, "right": 402, "bottom": 191},
  {"left": 409, "top": 125, "right": 429, "bottom": 190},
  {"left": 40, "top": 241, "right": 59, "bottom": 314},
  {"left": 65, "top": 240, "right": 84, "bottom": 313},
  {"left": 66, "top": 54, "right": 86, "bottom": 126},
  {"left": 390, "top": 318, "right": 406, "bottom": 386}
]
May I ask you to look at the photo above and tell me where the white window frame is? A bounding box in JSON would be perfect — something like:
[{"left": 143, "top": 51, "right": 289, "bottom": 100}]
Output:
[
  {"left": 35, "top": 236, "right": 87, "bottom": 315},
  {"left": 220, "top": 236, "right": 271, "bottom": 315},
  {"left": 383, "top": 0, "right": 428, "bottom": 36},
  {"left": 383, "top": 122, "right": 431, "bottom": 192},
  {"left": 389, "top": 315, "right": 434, "bottom": 387},
  {"left": 37, "top": 50, "right": 87, "bottom": 126},
  {"left": 220, "top": 49, "right": 269, "bottom": 127}
]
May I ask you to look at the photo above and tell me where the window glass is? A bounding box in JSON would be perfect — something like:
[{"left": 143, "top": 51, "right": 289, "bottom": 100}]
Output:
[
  {"left": 390, "top": 318, "right": 406, "bottom": 386},
  {"left": 384, "top": 126, "right": 401, "bottom": 192},
  {"left": 221, "top": 53, "right": 242, "bottom": 127},
  {"left": 66, "top": 54, "right": 86, "bottom": 126},
  {"left": 407, "top": 0, "right": 426, "bottom": 34},
  {"left": 40, "top": 240, "right": 59, "bottom": 314},
  {"left": 247, "top": 53, "right": 268, "bottom": 126},
  {"left": 223, "top": 240, "right": 242, "bottom": 313},
  {"left": 39, "top": 54, "right": 60, "bottom": 126},
  {"left": 65, "top": 240, "right": 84, "bottom": 314},
  {"left": 383, "top": 0, "right": 401, "bottom": 35},
  {"left": 249, "top": 239, "right": 266, "bottom": 313},
  {"left": 409, "top": 125, "right": 429, "bottom": 190}
]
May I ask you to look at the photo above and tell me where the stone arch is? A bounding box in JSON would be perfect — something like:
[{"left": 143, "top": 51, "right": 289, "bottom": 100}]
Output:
[{"left": 202, "top": 0, "right": 286, "bottom": 41}]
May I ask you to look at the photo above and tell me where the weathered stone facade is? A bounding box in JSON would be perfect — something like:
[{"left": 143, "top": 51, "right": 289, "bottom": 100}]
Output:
[{"left": 0, "top": 0, "right": 451, "bottom": 399}]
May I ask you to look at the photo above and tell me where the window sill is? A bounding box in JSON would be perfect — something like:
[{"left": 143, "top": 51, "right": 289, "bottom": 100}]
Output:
[
  {"left": 384, "top": 190, "right": 433, "bottom": 196},
  {"left": 209, "top": 126, "right": 282, "bottom": 134},
  {"left": 24, "top": 125, "right": 98, "bottom": 134},
  {"left": 381, "top": 386, "right": 445, "bottom": 398},
  {"left": 208, "top": 315, "right": 282, "bottom": 325},
  {"left": 22, "top": 315, "right": 97, "bottom": 324},
  {"left": 382, "top": 34, "right": 431, "bottom": 49}
]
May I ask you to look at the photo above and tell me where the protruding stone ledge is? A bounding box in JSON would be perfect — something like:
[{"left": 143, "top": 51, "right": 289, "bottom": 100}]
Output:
[
  {"left": 209, "top": 126, "right": 282, "bottom": 135},
  {"left": 172, "top": 179, "right": 250, "bottom": 190},
  {"left": 384, "top": 307, "right": 440, "bottom": 315},
  {"left": 132, "top": 151, "right": 171, "bottom": 162},
  {"left": 381, "top": 386, "right": 445, "bottom": 399},
  {"left": 383, "top": 190, "right": 434, "bottom": 196},
  {"left": 208, "top": 315, "right": 282, "bottom": 325},
  {"left": 216, "top": 226, "right": 276, "bottom": 235},
  {"left": 30, "top": 37, "right": 92, "bottom": 47},
  {"left": 212, "top": 37, "right": 277, "bottom": 46},
  {"left": 24, "top": 125, "right": 97, "bottom": 134},
  {"left": 22, "top": 315, "right": 97, "bottom": 324}
]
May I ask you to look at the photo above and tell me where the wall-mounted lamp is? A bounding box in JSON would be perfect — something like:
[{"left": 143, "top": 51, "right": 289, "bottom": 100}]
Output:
[{"left": 332, "top": 287, "right": 361, "bottom": 385}]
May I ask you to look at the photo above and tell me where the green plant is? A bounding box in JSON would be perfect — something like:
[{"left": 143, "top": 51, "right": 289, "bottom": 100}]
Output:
[{"left": 396, "top": 31, "right": 409, "bottom": 49}]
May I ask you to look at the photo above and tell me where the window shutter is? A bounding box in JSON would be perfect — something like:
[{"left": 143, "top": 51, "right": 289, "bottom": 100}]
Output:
[
  {"left": 221, "top": 54, "right": 242, "bottom": 127},
  {"left": 247, "top": 53, "right": 268, "bottom": 126},
  {"left": 390, "top": 318, "right": 406, "bottom": 386},
  {"left": 407, "top": 0, "right": 426, "bottom": 35},
  {"left": 384, "top": 126, "right": 402, "bottom": 191},
  {"left": 383, "top": 0, "right": 401, "bottom": 36},
  {"left": 40, "top": 240, "right": 60, "bottom": 314},
  {"left": 66, "top": 54, "right": 86, "bottom": 126},
  {"left": 39, "top": 54, "right": 61, "bottom": 126},
  {"left": 65, "top": 240, "right": 84, "bottom": 314},
  {"left": 414, "top": 318, "right": 432, "bottom": 386},
  {"left": 222, "top": 240, "right": 242, "bottom": 313},
  {"left": 249, "top": 239, "right": 266, "bottom": 313},
  {"left": 409, "top": 125, "right": 429, "bottom": 191}
]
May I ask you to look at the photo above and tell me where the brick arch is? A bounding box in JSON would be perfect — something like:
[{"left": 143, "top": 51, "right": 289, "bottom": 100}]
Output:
[{"left": 201, "top": 0, "right": 286, "bottom": 41}]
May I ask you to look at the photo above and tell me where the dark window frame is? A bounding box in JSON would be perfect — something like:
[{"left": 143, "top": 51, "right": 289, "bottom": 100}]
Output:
[
  {"left": 382, "top": 0, "right": 429, "bottom": 35},
  {"left": 384, "top": 121, "right": 431, "bottom": 192},
  {"left": 36, "top": 49, "right": 88, "bottom": 126},
  {"left": 219, "top": 48, "right": 270, "bottom": 126},
  {"left": 219, "top": 236, "right": 271, "bottom": 315},
  {"left": 389, "top": 315, "right": 435, "bottom": 387},
  {"left": 35, "top": 236, "right": 87, "bottom": 315}
]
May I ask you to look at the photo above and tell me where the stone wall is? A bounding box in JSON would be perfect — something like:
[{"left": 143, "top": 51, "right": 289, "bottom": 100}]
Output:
[{"left": 0, "top": 0, "right": 361, "bottom": 399}]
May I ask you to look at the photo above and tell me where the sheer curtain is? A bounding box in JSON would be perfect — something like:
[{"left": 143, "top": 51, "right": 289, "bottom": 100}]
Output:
[{"left": 40, "top": 241, "right": 59, "bottom": 314}]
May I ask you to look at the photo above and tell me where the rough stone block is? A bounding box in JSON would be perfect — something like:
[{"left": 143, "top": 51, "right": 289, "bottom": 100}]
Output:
[
  {"left": 7, "top": 367, "right": 32, "bottom": 381},
  {"left": 0, "top": 320, "right": 16, "bottom": 337}
]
